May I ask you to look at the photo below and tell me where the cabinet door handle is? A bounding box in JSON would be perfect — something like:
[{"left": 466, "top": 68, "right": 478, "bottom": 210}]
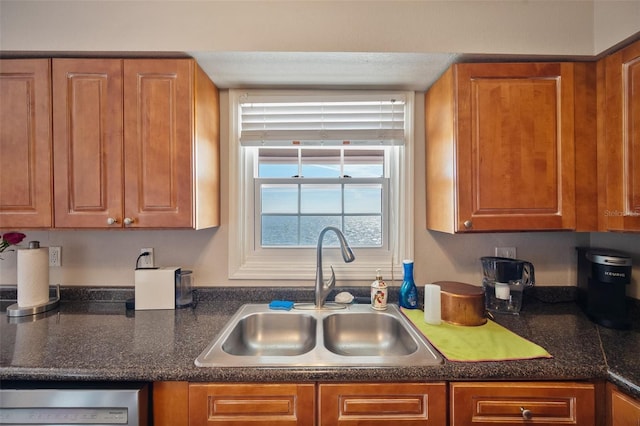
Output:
[
  {"left": 520, "top": 407, "right": 533, "bottom": 420},
  {"left": 463, "top": 220, "right": 473, "bottom": 229},
  {"left": 123, "top": 217, "right": 134, "bottom": 226},
  {"left": 107, "top": 217, "right": 119, "bottom": 225}
]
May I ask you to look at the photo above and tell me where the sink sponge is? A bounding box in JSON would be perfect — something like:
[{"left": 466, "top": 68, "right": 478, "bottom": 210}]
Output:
[{"left": 268, "top": 300, "right": 294, "bottom": 311}]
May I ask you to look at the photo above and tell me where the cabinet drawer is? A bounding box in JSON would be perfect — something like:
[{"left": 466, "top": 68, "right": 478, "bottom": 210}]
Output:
[
  {"left": 189, "top": 383, "right": 315, "bottom": 426},
  {"left": 319, "top": 382, "right": 447, "bottom": 426},
  {"left": 450, "top": 382, "right": 595, "bottom": 425}
]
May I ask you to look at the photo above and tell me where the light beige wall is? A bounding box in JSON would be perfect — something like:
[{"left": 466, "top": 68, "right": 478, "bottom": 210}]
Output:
[
  {"left": 0, "top": 0, "right": 638, "bottom": 298},
  {"left": 594, "top": 0, "right": 640, "bottom": 54},
  {"left": 0, "top": 92, "right": 618, "bottom": 297},
  {"left": 0, "top": 0, "right": 597, "bottom": 55},
  {"left": 2, "top": 1, "right": 637, "bottom": 56}
]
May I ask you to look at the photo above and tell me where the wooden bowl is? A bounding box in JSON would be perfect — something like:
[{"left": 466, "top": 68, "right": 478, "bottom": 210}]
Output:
[{"left": 435, "top": 281, "right": 487, "bottom": 326}]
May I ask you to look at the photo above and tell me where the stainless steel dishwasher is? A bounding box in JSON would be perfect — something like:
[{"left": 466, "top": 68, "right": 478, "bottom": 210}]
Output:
[{"left": 0, "top": 382, "right": 148, "bottom": 425}]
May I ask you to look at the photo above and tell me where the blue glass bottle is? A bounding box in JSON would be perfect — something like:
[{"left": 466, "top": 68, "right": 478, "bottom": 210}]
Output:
[{"left": 399, "top": 260, "right": 418, "bottom": 309}]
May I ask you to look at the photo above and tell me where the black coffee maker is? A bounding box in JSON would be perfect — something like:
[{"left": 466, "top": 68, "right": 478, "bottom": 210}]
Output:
[{"left": 576, "top": 247, "right": 632, "bottom": 329}]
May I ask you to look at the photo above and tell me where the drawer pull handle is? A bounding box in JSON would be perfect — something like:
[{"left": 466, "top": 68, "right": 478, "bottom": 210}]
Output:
[{"left": 520, "top": 407, "right": 533, "bottom": 420}]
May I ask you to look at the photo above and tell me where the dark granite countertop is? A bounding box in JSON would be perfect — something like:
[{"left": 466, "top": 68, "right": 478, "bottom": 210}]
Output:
[{"left": 1, "top": 286, "right": 638, "bottom": 399}]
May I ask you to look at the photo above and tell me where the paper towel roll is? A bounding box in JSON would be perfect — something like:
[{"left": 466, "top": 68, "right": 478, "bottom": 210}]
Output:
[
  {"left": 424, "top": 284, "right": 442, "bottom": 325},
  {"left": 17, "top": 247, "right": 49, "bottom": 307}
]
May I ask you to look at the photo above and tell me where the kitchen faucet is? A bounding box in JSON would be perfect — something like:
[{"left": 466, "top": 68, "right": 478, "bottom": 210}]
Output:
[{"left": 315, "top": 226, "right": 355, "bottom": 309}]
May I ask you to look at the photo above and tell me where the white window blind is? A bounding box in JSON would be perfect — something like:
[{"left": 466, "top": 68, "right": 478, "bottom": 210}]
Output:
[
  {"left": 228, "top": 89, "right": 414, "bottom": 281},
  {"left": 238, "top": 92, "right": 406, "bottom": 146}
]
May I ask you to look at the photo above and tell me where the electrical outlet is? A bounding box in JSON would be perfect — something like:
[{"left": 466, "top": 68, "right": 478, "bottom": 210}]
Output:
[
  {"left": 49, "top": 246, "right": 61, "bottom": 267},
  {"left": 139, "top": 248, "right": 155, "bottom": 268},
  {"left": 495, "top": 247, "right": 516, "bottom": 259}
]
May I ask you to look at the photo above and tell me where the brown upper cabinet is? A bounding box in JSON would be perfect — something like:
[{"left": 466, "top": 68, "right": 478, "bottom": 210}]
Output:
[
  {"left": 425, "top": 62, "right": 596, "bottom": 233},
  {"left": 52, "top": 58, "right": 220, "bottom": 229},
  {"left": 600, "top": 39, "right": 640, "bottom": 232},
  {"left": 52, "top": 59, "right": 123, "bottom": 228},
  {"left": 0, "top": 59, "right": 53, "bottom": 228}
]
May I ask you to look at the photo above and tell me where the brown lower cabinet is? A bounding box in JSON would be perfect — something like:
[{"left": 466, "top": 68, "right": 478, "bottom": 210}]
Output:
[
  {"left": 318, "top": 382, "right": 447, "bottom": 426},
  {"left": 153, "top": 382, "right": 190, "bottom": 426},
  {"left": 188, "top": 383, "right": 315, "bottom": 426},
  {"left": 154, "top": 382, "right": 446, "bottom": 426},
  {"left": 607, "top": 382, "right": 640, "bottom": 426},
  {"left": 450, "top": 382, "right": 596, "bottom": 425},
  {"left": 154, "top": 380, "right": 606, "bottom": 426}
]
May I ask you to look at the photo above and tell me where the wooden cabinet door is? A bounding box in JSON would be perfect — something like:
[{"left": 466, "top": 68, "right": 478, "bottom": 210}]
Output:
[
  {"left": 426, "top": 63, "right": 579, "bottom": 233},
  {"left": 123, "top": 59, "right": 194, "bottom": 228},
  {"left": 154, "top": 381, "right": 189, "bottom": 426},
  {"left": 189, "top": 383, "right": 315, "bottom": 426},
  {"left": 603, "top": 40, "right": 640, "bottom": 232},
  {"left": 52, "top": 58, "right": 124, "bottom": 228},
  {"left": 607, "top": 383, "right": 640, "bottom": 426},
  {"left": 0, "top": 59, "right": 52, "bottom": 228},
  {"left": 450, "top": 381, "right": 595, "bottom": 425},
  {"left": 456, "top": 63, "right": 576, "bottom": 232},
  {"left": 318, "top": 382, "right": 447, "bottom": 426}
]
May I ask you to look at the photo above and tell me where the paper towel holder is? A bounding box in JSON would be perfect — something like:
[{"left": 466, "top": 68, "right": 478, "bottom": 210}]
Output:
[{"left": 6, "top": 284, "right": 60, "bottom": 317}]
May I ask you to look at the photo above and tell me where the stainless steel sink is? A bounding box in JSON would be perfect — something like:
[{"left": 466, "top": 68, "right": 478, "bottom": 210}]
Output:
[
  {"left": 323, "top": 312, "right": 418, "bottom": 356},
  {"left": 222, "top": 312, "right": 316, "bottom": 356},
  {"left": 195, "top": 303, "right": 443, "bottom": 367}
]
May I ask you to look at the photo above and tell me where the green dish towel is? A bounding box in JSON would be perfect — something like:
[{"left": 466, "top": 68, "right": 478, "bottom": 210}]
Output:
[{"left": 401, "top": 308, "right": 552, "bottom": 362}]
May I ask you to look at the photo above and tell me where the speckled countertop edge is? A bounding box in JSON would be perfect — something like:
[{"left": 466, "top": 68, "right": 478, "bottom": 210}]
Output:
[{"left": 1, "top": 286, "right": 638, "bottom": 399}]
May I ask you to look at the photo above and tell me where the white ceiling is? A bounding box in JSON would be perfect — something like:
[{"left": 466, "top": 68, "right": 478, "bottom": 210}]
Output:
[{"left": 190, "top": 51, "right": 461, "bottom": 91}]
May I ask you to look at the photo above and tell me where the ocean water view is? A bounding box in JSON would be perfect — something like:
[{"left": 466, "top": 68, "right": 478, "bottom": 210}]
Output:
[{"left": 261, "top": 215, "right": 382, "bottom": 247}]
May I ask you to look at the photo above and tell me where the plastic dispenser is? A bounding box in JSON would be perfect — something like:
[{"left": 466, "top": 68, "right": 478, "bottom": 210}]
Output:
[
  {"left": 370, "top": 269, "right": 388, "bottom": 310},
  {"left": 399, "top": 260, "right": 418, "bottom": 309}
]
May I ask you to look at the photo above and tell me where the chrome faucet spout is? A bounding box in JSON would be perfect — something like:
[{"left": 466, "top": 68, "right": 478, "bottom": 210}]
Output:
[{"left": 315, "top": 226, "right": 355, "bottom": 309}]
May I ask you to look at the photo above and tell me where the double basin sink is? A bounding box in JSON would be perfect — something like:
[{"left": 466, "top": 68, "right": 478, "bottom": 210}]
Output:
[{"left": 195, "top": 303, "right": 443, "bottom": 367}]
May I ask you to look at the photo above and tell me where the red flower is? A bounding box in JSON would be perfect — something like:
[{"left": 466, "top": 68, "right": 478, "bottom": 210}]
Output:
[
  {"left": 0, "top": 232, "right": 26, "bottom": 257},
  {"left": 3, "top": 232, "right": 26, "bottom": 246}
]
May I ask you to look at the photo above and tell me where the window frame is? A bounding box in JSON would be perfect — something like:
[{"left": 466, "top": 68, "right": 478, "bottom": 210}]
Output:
[{"left": 228, "top": 89, "right": 414, "bottom": 281}]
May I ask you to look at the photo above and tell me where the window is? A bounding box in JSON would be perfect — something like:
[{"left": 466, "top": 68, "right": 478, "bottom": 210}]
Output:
[
  {"left": 228, "top": 90, "right": 414, "bottom": 281},
  {"left": 257, "top": 147, "right": 387, "bottom": 248}
]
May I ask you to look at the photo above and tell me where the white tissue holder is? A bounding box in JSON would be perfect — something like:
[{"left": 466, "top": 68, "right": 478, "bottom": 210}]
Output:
[{"left": 135, "top": 267, "right": 179, "bottom": 310}]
